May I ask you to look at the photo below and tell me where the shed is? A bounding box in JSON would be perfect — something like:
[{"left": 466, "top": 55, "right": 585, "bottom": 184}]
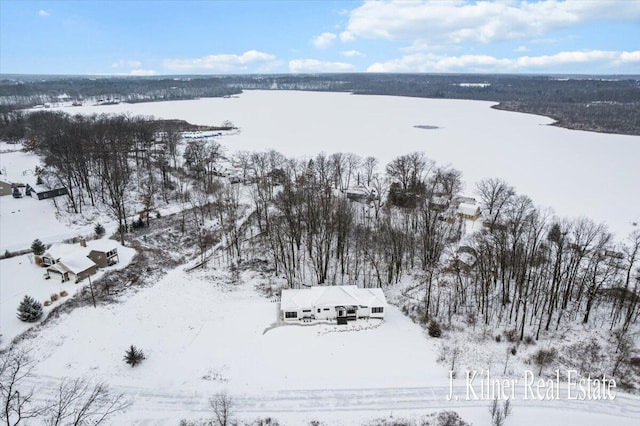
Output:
[{"left": 457, "top": 203, "right": 481, "bottom": 220}]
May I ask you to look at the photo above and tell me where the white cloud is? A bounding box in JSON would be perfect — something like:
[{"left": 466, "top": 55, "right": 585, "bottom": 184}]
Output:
[
  {"left": 128, "top": 69, "right": 158, "bottom": 76},
  {"left": 312, "top": 32, "right": 337, "bottom": 49},
  {"left": 38, "top": 10, "right": 49, "bottom": 17},
  {"left": 339, "top": 31, "right": 355, "bottom": 42},
  {"left": 164, "top": 50, "right": 277, "bottom": 72},
  {"left": 112, "top": 60, "right": 143, "bottom": 69},
  {"left": 514, "top": 46, "right": 529, "bottom": 53},
  {"left": 341, "top": 50, "right": 364, "bottom": 58},
  {"left": 344, "top": 1, "right": 640, "bottom": 46},
  {"left": 619, "top": 51, "right": 640, "bottom": 63},
  {"left": 367, "top": 50, "right": 640, "bottom": 73},
  {"left": 289, "top": 59, "right": 355, "bottom": 73}
]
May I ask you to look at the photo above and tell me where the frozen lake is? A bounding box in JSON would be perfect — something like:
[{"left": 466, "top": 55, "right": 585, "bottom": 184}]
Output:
[{"left": 58, "top": 90, "right": 640, "bottom": 239}]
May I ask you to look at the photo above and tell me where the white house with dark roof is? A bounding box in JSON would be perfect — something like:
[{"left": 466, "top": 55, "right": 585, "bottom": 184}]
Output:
[{"left": 280, "top": 285, "right": 387, "bottom": 324}]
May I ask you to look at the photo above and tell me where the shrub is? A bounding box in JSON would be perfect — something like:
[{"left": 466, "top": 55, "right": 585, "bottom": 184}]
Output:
[
  {"left": 532, "top": 348, "right": 558, "bottom": 375},
  {"left": 17, "top": 295, "right": 43, "bottom": 322},
  {"left": 435, "top": 411, "right": 471, "bottom": 426},
  {"left": 31, "top": 239, "right": 46, "bottom": 256},
  {"left": 60, "top": 290, "right": 68, "bottom": 297},
  {"left": 510, "top": 346, "right": 517, "bottom": 356},
  {"left": 50, "top": 293, "right": 60, "bottom": 302},
  {"left": 524, "top": 335, "right": 535, "bottom": 345},
  {"left": 428, "top": 320, "right": 442, "bottom": 338},
  {"left": 504, "top": 328, "right": 518, "bottom": 342},
  {"left": 4, "top": 249, "right": 12, "bottom": 258},
  {"left": 495, "top": 335, "right": 502, "bottom": 343},
  {"left": 44, "top": 300, "right": 51, "bottom": 307},
  {"left": 131, "top": 217, "right": 146, "bottom": 230},
  {"left": 94, "top": 223, "right": 106, "bottom": 237},
  {"left": 124, "top": 345, "right": 145, "bottom": 367}
]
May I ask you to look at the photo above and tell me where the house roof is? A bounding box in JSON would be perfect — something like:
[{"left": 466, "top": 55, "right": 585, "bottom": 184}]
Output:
[
  {"left": 44, "top": 242, "right": 100, "bottom": 274},
  {"left": 87, "top": 239, "right": 118, "bottom": 253},
  {"left": 45, "top": 243, "right": 87, "bottom": 261},
  {"left": 457, "top": 203, "right": 480, "bottom": 216},
  {"left": 281, "top": 285, "right": 387, "bottom": 311},
  {"left": 60, "top": 255, "right": 96, "bottom": 274}
]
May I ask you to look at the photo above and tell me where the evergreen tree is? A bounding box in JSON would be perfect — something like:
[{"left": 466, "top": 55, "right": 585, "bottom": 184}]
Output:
[
  {"left": 94, "top": 223, "right": 106, "bottom": 237},
  {"left": 124, "top": 345, "right": 145, "bottom": 367},
  {"left": 17, "top": 295, "right": 43, "bottom": 322},
  {"left": 31, "top": 239, "right": 46, "bottom": 256}
]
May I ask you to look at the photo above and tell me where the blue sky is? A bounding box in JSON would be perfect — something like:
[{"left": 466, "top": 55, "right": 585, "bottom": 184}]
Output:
[{"left": 1, "top": 0, "right": 639, "bottom": 75}]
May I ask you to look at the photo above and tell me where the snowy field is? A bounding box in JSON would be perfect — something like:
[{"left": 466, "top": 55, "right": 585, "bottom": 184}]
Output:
[
  {"left": 56, "top": 90, "right": 640, "bottom": 240},
  {"left": 0, "top": 239, "right": 137, "bottom": 348},
  {"left": 0, "top": 142, "right": 108, "bottom": 252},
  {"left": 6, "top": 265, "right": 638, "bottom": 425}
]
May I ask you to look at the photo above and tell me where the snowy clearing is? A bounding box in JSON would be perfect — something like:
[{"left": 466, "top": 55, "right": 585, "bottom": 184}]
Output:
[
  {"left": 6, "top": 264, "right": 639, "bottom": 425},
  {"left": 0, "top": 239, "right": 137, "bottom": 348},
  {"left": 0, "top": 142, "right": 112, "bottom": 252}
]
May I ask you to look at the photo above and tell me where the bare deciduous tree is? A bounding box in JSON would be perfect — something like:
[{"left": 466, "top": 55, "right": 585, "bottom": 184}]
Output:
[
  {"left": 0, "top": 350, "right": 42, "bottom": 426},
  {"left": 45, "top": 378, "right": 128, "bottom": 426},
  {"left": 210, "top": 391, "right": 234, "bottom": 426}
]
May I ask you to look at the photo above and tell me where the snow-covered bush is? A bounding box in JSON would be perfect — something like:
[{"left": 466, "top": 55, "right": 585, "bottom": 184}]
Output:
[
  {"left": 16, "top": 295, "right": 43, "bottom": 322},
  {"left": 50, "top": 293, "right": 59, "bottom": 302},
  {"left": 124, "top": 345, "right": 145, "bottom": 367}
]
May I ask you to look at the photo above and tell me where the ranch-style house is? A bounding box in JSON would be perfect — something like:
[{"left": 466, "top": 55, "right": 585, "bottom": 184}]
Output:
[{"left": 281, "top": 285, "right": 387, "bottom": 324}]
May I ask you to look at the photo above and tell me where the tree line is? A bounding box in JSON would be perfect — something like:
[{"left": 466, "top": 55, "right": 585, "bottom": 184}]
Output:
[{"left": 2, "top": 73, "right": 639, "bottom": 135}]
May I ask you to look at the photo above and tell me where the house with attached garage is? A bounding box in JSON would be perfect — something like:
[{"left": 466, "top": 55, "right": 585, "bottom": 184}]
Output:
[
  {"left": 40, "top": 239, "right": 120, "bottom": 283},
  {"left": 281, "top": 285, "right": 387, "bottom": 324},
  {"left": 42, "top": 243, "right": 98, "bottom": 283}
]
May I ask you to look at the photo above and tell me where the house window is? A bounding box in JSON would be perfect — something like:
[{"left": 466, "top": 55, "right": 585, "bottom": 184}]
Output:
[
  {"left": 372, "top": 307, "right": 384, "bottom": 314},
  {"left": 302, "top": 309, "right": 311, "bottom": 313},
  {"left": 317, "top": 309, "right": 321, "bottom": 313},
  {"left": 323, "top": 308, "right": 330, "bottom": 311},
  {"left": 106, "top": 249, "right": 117, "bottom": 257},
  {"left": 42, "top": 256, "right": 53, "bottom": 266},
  {"left": 285, "top": 311, "right": 297, "bottom": 319}
]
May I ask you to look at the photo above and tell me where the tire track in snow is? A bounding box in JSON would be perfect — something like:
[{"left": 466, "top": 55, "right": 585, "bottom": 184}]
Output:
[{"left": 24, "top": 376, "right": 640, "bottom": 420}]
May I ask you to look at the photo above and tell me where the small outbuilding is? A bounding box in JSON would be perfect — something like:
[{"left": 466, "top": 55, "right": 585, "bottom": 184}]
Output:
[
  {"left": 457, "top": 203, "right": 481, "bottom": 221},
  {"left": 281, "top": 285, "right": 387, "bottom": 324}
]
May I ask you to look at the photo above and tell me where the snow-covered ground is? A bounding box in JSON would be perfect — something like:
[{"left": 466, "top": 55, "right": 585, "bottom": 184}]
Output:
[
  {"left": 2, "top": 91, "right": 637, "bottom": 424},
  {"left": 0, "top": 142, "right": 109, "bottom": 252},
  {"left": 0, "top": 239, "right": 137, "bottom": 348},
  {"left": 54, "top": 90, "right": 640, "bottom": 240},
  {"left": 6, "top": 265, "right": 638, "bottom": 425}
]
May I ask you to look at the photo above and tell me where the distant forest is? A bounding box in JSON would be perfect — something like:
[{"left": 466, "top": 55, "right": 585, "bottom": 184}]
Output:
[{"left": 0, "top": 73, "right": 639, "bottom": 135}]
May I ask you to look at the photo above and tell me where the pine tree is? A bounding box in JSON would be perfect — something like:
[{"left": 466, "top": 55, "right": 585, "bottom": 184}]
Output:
[
  {"left": 31, "top": 239, "right": 46, "bottom": 256},
  {"left": 124, "top": 345, "right": 145, "bottom": 367},
  {"left": 94, "top": 223, "right": 106, "bottom": 238},
  {"left": 17, "top": 295, "right": 43, "bottom": 322}
]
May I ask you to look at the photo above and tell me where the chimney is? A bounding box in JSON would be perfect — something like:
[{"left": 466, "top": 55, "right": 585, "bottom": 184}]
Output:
[{"left": 79, "top": 238, "right": 86, "bottom": 248}]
